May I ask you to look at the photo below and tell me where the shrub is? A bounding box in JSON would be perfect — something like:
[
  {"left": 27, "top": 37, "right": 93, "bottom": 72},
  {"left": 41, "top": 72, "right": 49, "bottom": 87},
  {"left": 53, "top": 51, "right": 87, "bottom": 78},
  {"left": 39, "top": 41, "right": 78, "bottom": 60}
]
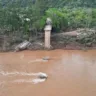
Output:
[{"left": 42, "top": 7, "right": 96, "bottom": 32}]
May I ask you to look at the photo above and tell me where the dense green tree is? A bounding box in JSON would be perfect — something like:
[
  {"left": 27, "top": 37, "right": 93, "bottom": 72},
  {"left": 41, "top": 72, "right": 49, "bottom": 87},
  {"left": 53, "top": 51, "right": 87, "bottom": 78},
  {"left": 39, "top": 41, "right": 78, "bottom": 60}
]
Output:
[{"left": 0, "top": 0, "right": 95, "bottom": 35}]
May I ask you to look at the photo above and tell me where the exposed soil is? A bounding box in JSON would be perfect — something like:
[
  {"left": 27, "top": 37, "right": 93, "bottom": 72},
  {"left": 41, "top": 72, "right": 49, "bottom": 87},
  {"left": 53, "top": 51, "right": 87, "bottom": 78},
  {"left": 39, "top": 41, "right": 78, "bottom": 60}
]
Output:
[{"left": 0, "top": 29, "right": 96, "bottom": 52}]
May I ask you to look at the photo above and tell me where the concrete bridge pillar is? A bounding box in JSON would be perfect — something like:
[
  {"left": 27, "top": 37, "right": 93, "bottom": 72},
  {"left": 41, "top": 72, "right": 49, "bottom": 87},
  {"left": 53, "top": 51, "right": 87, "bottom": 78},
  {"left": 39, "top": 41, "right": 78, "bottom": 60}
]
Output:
[{"left": 44, "top": 25, "right": 52, "bottom": 49}]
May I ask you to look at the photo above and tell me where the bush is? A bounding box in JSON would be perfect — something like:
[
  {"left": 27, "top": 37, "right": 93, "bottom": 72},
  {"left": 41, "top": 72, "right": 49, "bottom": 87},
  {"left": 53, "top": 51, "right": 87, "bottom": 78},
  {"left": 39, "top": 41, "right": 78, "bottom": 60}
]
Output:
[
  {"left": 42, "top": 7, "right": 96, "bottom": 32},
  {"left": 0, "top": 6, "right": 96, "bottom": 35},
  {"left": 77, "top": 29, "right": 96, "bottom": 46},
  {"left": 0, "top": 7, "right": 45, "bottom": 35},
  {"left": 45, "top": 8, "right": 69, "bottom": 31}
]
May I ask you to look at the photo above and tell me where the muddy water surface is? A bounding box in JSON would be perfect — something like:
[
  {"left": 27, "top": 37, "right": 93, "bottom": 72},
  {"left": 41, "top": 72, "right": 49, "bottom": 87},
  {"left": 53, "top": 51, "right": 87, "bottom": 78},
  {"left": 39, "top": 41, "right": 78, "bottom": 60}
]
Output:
[{"left": 0, "top": 50, "right": 96, "bottom": 96}]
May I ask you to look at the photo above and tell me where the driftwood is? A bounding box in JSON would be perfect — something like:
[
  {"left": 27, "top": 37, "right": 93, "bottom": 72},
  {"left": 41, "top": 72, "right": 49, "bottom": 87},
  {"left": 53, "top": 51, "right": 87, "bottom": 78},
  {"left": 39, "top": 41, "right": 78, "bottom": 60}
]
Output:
[{"left": 15, "top": 40, "right": 31, "bottom": 52}]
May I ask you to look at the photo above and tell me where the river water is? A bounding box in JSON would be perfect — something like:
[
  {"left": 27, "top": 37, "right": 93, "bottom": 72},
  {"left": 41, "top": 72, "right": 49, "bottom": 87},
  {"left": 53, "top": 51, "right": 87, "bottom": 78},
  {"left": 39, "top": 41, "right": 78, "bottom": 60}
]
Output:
[{"left": 0, "top": 50, "right": 96, "bottom": 96}]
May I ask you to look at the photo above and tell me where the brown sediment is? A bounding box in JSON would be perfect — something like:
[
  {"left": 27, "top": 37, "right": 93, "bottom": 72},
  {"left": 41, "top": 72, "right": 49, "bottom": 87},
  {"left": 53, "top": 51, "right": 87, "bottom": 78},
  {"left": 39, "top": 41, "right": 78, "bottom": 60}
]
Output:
[{"left": 0, "top": 50, "right": 96, "bottom": 96}]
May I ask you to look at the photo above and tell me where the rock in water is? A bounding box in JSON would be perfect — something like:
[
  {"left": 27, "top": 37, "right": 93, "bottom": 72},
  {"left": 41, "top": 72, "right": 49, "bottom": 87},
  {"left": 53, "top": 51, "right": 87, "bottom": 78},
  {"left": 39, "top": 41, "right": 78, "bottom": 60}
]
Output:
[
  {"left": 36, "top": 72, "right": 48, "bottom": 79},
  {"left": 42, "top": 56, "right": 50, "bottom": 60}
]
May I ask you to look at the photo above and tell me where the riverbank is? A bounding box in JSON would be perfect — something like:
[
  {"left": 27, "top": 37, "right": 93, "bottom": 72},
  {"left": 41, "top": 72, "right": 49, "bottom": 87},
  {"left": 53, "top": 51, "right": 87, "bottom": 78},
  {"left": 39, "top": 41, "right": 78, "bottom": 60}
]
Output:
[{"left": 0, "top": 29, "right": 96, "bottom": 52}]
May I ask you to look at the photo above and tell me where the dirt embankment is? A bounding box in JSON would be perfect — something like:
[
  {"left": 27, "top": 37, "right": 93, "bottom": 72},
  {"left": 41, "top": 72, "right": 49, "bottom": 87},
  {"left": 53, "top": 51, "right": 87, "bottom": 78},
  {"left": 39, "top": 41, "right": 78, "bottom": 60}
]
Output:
[{"left": 0, "top": 29, "right": 96, "bottom": 52}]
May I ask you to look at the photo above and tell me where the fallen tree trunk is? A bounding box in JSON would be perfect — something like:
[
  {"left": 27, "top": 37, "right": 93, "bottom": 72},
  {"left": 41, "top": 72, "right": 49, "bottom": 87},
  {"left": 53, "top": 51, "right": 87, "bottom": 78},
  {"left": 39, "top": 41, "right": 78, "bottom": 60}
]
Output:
[{"left": 15, "top": 40, "right": 31, "bottom": 52}]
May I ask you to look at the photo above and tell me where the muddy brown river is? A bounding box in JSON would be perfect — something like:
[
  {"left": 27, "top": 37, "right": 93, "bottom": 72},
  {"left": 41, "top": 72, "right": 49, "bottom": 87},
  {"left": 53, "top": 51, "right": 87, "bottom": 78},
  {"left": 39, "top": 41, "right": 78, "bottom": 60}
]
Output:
[{"left": 0, "top": 50, "right": 96, "bottom": 96}]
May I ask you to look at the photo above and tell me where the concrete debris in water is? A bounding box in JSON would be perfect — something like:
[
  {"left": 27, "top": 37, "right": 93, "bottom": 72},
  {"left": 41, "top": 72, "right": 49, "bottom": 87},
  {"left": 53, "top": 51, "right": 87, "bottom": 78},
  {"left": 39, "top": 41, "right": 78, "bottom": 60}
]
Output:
[
  {"left": 33, "top": 72, "right": 48, "bottom": 79},
  {"left": 0, "top": 71, "right": 48, "bottom": 84},
  {"left": 32, "top": 72, "right": 48, "bottom": 84},
  {"left": 0, "top": 71, "right": 48, "bottom": 85},
  {"left": 42, "top": 56, "right": 50, "bottom": 60},
  {"left": 15, "top": 40, "right": 31, "bottom": 52},
  {"left": 28, "top": 57, "right": 50, "bottom": 64}
]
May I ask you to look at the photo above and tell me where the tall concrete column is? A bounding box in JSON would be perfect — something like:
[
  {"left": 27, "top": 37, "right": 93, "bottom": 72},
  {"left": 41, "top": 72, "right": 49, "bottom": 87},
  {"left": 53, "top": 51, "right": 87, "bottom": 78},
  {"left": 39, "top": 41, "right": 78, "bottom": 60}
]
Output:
[{"left": 44, "top": 25, "right": 52, "bottom": 49}]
